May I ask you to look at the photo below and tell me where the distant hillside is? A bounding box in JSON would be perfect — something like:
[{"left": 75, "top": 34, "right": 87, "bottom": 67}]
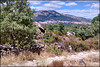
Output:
[{"left": 33, "top": 10, "right": 91, "bottom": 23}]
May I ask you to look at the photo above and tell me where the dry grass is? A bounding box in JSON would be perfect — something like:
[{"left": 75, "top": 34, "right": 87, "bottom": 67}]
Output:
[
  {"left": 1, "top": 51, "right": 56, "bottom": 65},
  {"left": 1, "top": 51, "right": 40, "bottom": 65},
  {"left": 1, "top": 49, "right": 99, "bottom": 66},
  {"left": 83, "top": 53, "right": 99, "bottom": 66},
  {"left": 1, "top": 54, "right": 17, "bottom": 65},
  {"left": 64, "top": 60, "right": 80, "bottom": 66},
  {"left": 47, "top": 60, "right": 64, "bottom": 66}
]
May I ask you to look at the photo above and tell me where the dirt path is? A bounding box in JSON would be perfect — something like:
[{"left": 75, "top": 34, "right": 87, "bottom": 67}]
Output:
[{"left": 6, "top": 50, "right": 99, "bottom": 66}]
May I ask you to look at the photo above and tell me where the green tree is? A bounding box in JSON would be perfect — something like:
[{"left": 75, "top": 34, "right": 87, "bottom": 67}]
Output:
[
  {"left": 91, "top": 14, "right": 100, "bottom": 24},
  {"left": 47, "top": 23, "right": 64, "bottom": 33},
  {"left": 72, "top": 14, "right": 100, "bottom": 40},
  {"left": 0, "top": 0, "right": 37, "bottom": 48},
  {"left": 91, "top": 14, "right": 100, "bottom": 36},
  {"left": 70, "top": 24, "right": 79, "bottom": 35},
  {"left": 77, "top": 25, "right": 93, "bottom": 40}
]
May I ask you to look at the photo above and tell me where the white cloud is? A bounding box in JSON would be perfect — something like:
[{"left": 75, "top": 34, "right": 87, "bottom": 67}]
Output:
[
  {"left": 43, "top": 1, "right": 65, "bottom": 9},
  {"left": 30, "top": 6, "right": 56, "bottom": 10},
  {"left": 43, "top": 1, "right": 77, "bottom": 9},
  {"left": 85, "top": 3, "right": 99, "bottom": 9},
  {"left": 91, "top": 3, "right": 99, "bottom": 9},
  {"left": 28, "top": 1, "right": 42, "bottom": 5},
  {"left": 30, "top": 6, "right": 35, "bottom": 9},
  {"left": 85, "top": 4, "right": 91, "bottom": 6},
  {"left": 56, "top": 9, "right": 99, "bottom": 19},
  {"left": 29, "top": 1, "right": 78, "bottom": 10},
  {"left": 76, "top": 1, "right": 97, "bottom": 2},
  {"left": 65, "top": 2, "right": 77, "bottom": 6},
  {"left": 43, "top": 3, "right": 62, "bottom": 9},
  {"left": 50, "top": 1, "right": 66, "bottom": 6}
]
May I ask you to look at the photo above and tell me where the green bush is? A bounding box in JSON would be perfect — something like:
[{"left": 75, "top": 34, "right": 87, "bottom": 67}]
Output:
[
  {"left": 43, "top": 32, "right": 53, "bottom": 43},
  {"left": 0, "top": 0, "right": 37, "bottom": 48},
  {"left": 47, "top": 23, "right": 65, "bottom": 34},
  {"left": 53, "top": 30, "right": 62, "bottom": 36},
  {"left": 46, "top": 45, "right": 61, "bottom": 55}
]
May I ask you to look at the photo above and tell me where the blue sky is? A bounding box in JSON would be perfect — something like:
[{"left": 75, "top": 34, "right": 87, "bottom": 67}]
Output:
[{"left": 28, "top": 1, "right": 99, "bottom": 19}]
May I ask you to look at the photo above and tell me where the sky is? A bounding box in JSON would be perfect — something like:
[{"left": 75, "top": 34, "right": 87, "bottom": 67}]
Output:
[{"left": 28, "top": 1, "right": 99, "bottom": 19}]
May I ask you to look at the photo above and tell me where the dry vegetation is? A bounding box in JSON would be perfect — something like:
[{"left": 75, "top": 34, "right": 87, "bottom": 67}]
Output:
[
  {"left": 1, "top": 50, "right": 56, "bottom": 65},
  {"left": 1, "top": 50, "right": 99, "bottom": 66},
  {"left": 47, "top": 60, "right": 64, "bottom": 66},
  {"left": 1, "top": 51, "right": 39, "bottom": 65},
  {"left": 1, "top": 35, "right": 99, "bottom": 66}
]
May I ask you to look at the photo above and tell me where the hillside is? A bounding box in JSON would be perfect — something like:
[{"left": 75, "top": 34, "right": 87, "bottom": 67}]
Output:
[{"left": 33, "top": 10, "right": 91, "bottom": 24}]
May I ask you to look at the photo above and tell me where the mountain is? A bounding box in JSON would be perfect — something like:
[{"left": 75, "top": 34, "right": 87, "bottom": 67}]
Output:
[{"left": 33, "top": 10, "right": 91, "bottom": 24}]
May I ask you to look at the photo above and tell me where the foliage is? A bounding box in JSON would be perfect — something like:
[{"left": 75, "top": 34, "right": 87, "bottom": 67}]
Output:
[
  {"left": 43, "top": 32, "right": 53, "bottom": 43},
  {"left": 0, "top": 0, "right": 37, "bottom": 48},
  {"left": 63, "top": 23, "right": 82, "bottom": 27},
  {"left": 91, "top": 21, "right": 100, "bottom": 36},
  {"left": 53, "top": 30, "right": 62, "bottom": 36},
  {"left": 69, "top": 14, "right": 100, "bottom": 40},
  {"left": 70, "top": 24, "right": 79, "bottom": 35},
  {"left": 47, "top": 45, "right": 61, "bottom": 55},
  {"left": 47, "top": 23, "right": 65, "bottom": 33},
  {"left": 76, "top": 24, "right": 93, "bottom": 40},
  {"left": 91, "top": 14, "right": 100, "bottom": 24}
]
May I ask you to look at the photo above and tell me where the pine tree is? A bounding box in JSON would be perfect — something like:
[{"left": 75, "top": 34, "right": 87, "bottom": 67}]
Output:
[{"left": 0, "top": 0, "right": 37, "bottom": 48}]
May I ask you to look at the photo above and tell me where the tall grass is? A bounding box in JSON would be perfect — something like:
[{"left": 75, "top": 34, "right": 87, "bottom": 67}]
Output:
[{"left": 1, "top": 51, "right": 39, "bottom": 65}]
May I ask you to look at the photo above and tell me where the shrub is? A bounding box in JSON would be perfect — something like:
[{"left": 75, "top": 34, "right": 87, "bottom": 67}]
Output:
[
  {"left": 80, "top": 42, "right": 90, "bottom": 51},
  {"left": 50, "top": 60, "right": 64, "bottom": 66},
  {"left": 43, "top": 32, "right": 53, "bottom": 43},
  {"left": 46, "top": 45, "right": 61, "bottom": 55},
  {"left": 47, "top": 23, "right": 65, "bottom": 34},
  {"left": 53, "top": 30, "right": 62, "bottom": 36}
]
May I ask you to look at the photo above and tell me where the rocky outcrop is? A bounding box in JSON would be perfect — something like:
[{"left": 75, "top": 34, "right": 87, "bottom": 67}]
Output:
[
  {"left": 0, "top": 44, "right": 45, "bottom": 56},
  {"left": 67, "top": 31, "right": 75, "bottom": 36},
  {"left": 34, "top": 22, "right": 45, "bottom": 40},
  {"left": 34, "top": 22, "right": 45, "bottom": 33},
  {"left": 28, "top": 44, "right": 44, "bottom": 55}
]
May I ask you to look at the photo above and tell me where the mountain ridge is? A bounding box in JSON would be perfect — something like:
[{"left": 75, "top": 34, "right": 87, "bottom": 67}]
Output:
[{"left": 33, "top": 10, "right": 91, "bottom": 24}]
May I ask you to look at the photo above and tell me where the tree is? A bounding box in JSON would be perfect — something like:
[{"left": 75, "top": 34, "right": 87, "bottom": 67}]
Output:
[
  {"left": 0, "top": 0, "right": 37, "bottom": 48},
  {"left": 47, "top": 22, "right": 65, "bottom": 33},
  {"left": 91, "top": 14, "right": 100, "bottom": 24},
  {"left": 58, "top": 22, "right": 64, "bottom": 33},
  {"left": 72, "top": 14, "right": 100, "bottom": 40},
  {"left": 76, "top": 24, "right": 93, "bottom": 40},
  {"left": 91, "top": 14, "right": 100, "bottom": 36},
  {"left": 70, "top": 24, "right": 79, "bottom": 35}
]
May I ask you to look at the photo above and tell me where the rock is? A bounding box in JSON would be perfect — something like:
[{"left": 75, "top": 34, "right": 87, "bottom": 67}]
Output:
[
  {"left": 67, "top": 31, "right": 75, "bottom": 36},
  {"left": 46, "top": 56, "right": 66, "bottom": 66},
  {"left": 24, "top": 61, "right": 37, "bottom": 66},
  {"left": 29, "top": 44, "right": 44, "bottom": 55},
  {"left": 8, "top": 60, "right": 37, "bottom": 66},
  {"left": 68, "top": 45, "right": 73, "bottom": 52},
  {"left": 34, "top": 22, "right": 45, "bottom": 33}
]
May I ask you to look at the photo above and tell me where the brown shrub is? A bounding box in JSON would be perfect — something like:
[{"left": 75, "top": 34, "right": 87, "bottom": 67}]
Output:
[{"left": 48, "top": 60, "right": 64, "bottom": 66}]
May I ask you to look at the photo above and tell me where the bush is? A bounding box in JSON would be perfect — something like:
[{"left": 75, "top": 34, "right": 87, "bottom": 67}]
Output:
[
  {"left": 43, "top": 32, "right": 53, "bottom": 43},
  {"left": 0, "top": 0, "right": 37, "bottom": 48},
  {"left": 47, "top": 23, "right": 65, "bottom": 34},
  {"left": 84, "top": 38, "right": 99, "bottom": 50},
  {"left": 53, "top": 30, "right": 62, "bottom": 36},
  {"left": 80, "top": 42, "right": 90, "bottom": 51},
  {"left": 46, "top": 45, "right": 61, "bottom": 55}
]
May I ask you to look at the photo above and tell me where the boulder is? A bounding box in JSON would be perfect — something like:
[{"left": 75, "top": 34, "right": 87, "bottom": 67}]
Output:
[
  {"left": 67, "top": 31, "right": 75, "bottom": 36},
  {"left": 34, "top": 22, "right": 45, "bottom": 33}
]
